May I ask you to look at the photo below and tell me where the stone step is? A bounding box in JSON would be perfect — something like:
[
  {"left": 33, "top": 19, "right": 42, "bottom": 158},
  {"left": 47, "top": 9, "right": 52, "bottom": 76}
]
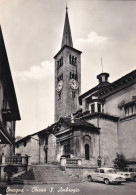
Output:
[
  {"left": 15, "top": 177, "right": 35, "bottom": 180},
  {"left": 17, "top": 175, "right": 35, "bottom": 177},
  {"left": 24, "top": 181, "right": 43, "bottom": 185},
  {"left": 12, "top": 179, "right": 24, "bottom": 184},
  {"left": 17, "top": 174, "right": 34, "bottom": 177},
  {"left": 21, "top": 174, "right": 34, "bottom": 176},
  {"left": 13, "top": 171, "right": 35, "bottom": 184},
  {"left": 13, "top": 164, "right": 84, "bottom": 184}
]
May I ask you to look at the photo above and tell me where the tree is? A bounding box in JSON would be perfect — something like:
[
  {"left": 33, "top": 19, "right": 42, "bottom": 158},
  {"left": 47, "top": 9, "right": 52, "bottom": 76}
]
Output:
[
  {"left": 113, "top": 153, "right": 126, "bottom": 170},
  {"left": 4, "top": 165, "right": 18, "bottom": 184}
]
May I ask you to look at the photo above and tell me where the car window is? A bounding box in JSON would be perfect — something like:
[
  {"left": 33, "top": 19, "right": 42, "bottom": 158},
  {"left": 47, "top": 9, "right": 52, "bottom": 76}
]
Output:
[
  {"left": 129, "top": 168, "right": 134, "bottom": 172},
  {"left": 100, "top": 169, "right": 104, "bottom": 173},
  {"left": 95, "top": 169, "right": 99, "bottom": 173},
  {"left": 123, "top": 168, "right": 128, "bottom": 172},
  {"left": 107, "top": 169, "right": 117, "bottom": 174}
]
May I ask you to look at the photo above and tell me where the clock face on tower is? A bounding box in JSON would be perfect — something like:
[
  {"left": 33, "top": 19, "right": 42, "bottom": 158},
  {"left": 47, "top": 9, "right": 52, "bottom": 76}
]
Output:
[
  {"left": 69, "top": 79, "right": 79, "bottom": 90},
  {"left": 56, "top": 80, "right": 63, "bottom": 92}
]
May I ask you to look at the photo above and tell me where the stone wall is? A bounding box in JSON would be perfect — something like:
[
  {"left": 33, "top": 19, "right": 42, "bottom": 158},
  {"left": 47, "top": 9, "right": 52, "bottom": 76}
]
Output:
[
  {"left": 55, "top": 47, "right": 81, "bottom": 122},
  {"left": 104, "top": 83, "right": 136, "bottom": 161},
  {"left": 39, "top": 144, "right": 45, "bottom": 164},
  {"left": 15, "top": 135, "right": 40, "bottom": 164},
  {"left": 104, "top": 84, "right": 136, "bottom": 117},
  {"left": 48, "top": 134, "right": 57, "bottom": 162},
  {"left": 72, "top": 129, "right": 99, "bottom": 166},
  {"left": 87, "top": 118, "right": 118, "bottom": 166},
  {"left": 118, "top": 117, "right": 136, "bottom": 159}
]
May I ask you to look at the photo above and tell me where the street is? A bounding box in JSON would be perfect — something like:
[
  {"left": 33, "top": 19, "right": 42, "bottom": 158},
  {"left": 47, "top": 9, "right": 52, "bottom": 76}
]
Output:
[{"left": 6, "top": 181, "right": 136, "bottom": 195}]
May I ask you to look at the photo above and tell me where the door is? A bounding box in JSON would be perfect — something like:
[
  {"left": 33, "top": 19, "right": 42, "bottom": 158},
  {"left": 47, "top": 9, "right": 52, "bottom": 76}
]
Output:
[
  {"left": 45, "top": 150, "right": 48, "bottom": 163},
  {"left": 85, "top": 144, "right": 89, "bottom": 160}
]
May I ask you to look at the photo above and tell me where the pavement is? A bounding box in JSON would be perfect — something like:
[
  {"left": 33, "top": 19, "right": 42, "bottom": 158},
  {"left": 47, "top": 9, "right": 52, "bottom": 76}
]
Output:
[{"left": 0, "top": 180, "right": 136, "bottom": 195}]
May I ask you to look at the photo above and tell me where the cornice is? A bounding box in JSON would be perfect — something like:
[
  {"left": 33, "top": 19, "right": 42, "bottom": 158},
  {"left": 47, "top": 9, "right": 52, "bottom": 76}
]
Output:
[
  {"left": 54, "top": 45, "right": 82, "bottom": 59},
  {"left": 81, "top": 112, "right": 119, "bottom": 122}
]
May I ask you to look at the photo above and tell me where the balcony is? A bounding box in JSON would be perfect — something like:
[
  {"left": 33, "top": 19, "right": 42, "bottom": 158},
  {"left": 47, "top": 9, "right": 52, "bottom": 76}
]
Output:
[
  {"left": 0, "top": 120, "right": 14, "bottom": 145},
  {"left": 2, "top": 109, "right": 13, "bottom": 121}
]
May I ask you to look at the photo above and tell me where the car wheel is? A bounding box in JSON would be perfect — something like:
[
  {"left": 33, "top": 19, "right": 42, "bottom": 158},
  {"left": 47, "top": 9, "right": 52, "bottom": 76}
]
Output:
[
  {"left": 88, "top": 175, "right": 93, "bottom": 182},
  {"left": 133, "top": 176, "right": 136, "bottom": 182},
  {"left": 104, "top": 179, "right": 110, "bottom": 185},
  {"left": 117, "top": 182, "right": 121, "bottom": 185}
]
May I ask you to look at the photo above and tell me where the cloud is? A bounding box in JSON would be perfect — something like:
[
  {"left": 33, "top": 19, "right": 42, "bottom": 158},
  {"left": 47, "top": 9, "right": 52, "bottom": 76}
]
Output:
[
  {"left": 76, "top": 32, "right": 109, "bottom": 45},
  {"left": 15, "top": 60, "right": 54, "bottom": 81}
]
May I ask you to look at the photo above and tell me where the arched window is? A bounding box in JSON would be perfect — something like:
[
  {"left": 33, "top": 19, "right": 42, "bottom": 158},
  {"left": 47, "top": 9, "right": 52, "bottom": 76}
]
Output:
[{"left": 85, "top": 144, "right": 89, "bottom": 160}]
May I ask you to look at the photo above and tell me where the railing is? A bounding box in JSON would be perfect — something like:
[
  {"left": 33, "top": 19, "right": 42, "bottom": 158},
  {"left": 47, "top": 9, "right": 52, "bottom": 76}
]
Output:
[
  {"left": 60, "top": 157, "right": 82, "bottom": 170},
  {"left": 0, "top": 155, "right": 32, "bottom": 181},
  {"left": 5, "top": 156, "right": 23, "bottom": 164},
  {"left": 2, "top": 155, "right": 28, "bottom": 165},
  {"left": 66, "top": 159, "right": 78, "bottom": 165}
]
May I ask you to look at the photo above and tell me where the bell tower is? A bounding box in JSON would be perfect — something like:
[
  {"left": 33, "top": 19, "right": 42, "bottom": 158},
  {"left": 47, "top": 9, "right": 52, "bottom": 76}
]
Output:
[{"left": 54, "top": 7, "right": 82, "bottom": 122}]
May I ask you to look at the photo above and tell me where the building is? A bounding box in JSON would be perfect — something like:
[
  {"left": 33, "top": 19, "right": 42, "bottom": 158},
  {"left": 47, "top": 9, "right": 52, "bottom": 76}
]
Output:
[
  {"left": 15, "top": 8, "right": 136, "bottom": 167},
  {"left": 15, "top": 131, "right": 49, "bottom": 165},
  {"left": 0, "top": 26, "right": 21, "bottom": 180}
]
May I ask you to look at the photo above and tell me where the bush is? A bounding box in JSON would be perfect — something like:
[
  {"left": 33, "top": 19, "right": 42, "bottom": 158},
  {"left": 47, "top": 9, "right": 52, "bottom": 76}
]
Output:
[
  {"left": 113, "top": 153, "right": 126, "bottom": 170},
  {"left": 4, "top": 165, "right": 18, "bottom": 184}
]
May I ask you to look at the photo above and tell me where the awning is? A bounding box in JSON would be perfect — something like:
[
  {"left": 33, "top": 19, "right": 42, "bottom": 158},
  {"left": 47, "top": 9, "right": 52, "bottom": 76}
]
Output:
[{"left": 0, "top": 120, "right": 14, "bottom": 145}]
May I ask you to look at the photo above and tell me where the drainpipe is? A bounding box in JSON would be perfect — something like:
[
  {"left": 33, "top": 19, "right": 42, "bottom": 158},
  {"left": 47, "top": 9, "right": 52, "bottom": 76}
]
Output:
[
  {"left": 97, "top": 113, "right": 101, "bottom": 167},
  {"left": 97, "top": 114, "right": 100, "bottom": 156}
]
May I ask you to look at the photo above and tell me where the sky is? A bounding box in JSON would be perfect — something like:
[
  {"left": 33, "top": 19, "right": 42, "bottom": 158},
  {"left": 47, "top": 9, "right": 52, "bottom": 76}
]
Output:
[{"left": 0, "top": 0, "right": 136, "bottom": 137}]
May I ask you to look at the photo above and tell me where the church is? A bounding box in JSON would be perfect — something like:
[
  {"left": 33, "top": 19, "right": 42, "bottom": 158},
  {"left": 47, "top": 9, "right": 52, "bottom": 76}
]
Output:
[{"left": 15, "top": 8, "right": 136, "bottom": 167}]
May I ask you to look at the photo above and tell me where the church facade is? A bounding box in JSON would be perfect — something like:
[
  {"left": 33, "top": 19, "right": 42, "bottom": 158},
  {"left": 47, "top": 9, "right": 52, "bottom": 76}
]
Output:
[{"left": 15, "top": 8, "right": 136, "bottom": 167}]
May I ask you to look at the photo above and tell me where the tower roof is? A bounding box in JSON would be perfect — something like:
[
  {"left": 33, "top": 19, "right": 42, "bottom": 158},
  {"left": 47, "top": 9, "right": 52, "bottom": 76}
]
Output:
[{"left": 61, "top": 7, "right": 73, "bottom": 48}]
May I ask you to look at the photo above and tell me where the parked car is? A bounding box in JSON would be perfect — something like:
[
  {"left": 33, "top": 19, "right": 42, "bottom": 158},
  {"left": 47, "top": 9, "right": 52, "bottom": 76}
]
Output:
[
  {"left": 118, "top": 167, "right": 136, "bottom": 182},
  {"left": 88, "top": 168, "right": 126, "bottom": 185}
]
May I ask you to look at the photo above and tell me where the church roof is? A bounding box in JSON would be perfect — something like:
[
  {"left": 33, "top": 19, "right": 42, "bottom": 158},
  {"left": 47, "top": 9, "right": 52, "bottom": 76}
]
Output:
[
  {"left": 79, "top": 69, "right": 136, "bottom": 105},
  {"left": 15, "top": 116, "right": 100, "bottom": 144},
  {"left": 59, "top": 117, "right": 100, "bottom": 134},
  {"left": 61, "top": 7, "right": 73, "bottom": 48},
  {"left": 79, "top": 82, "right": 110, "bottom": 105},
  {"left": 95, "top": 69, "right": 136, "bottom": 98}
]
